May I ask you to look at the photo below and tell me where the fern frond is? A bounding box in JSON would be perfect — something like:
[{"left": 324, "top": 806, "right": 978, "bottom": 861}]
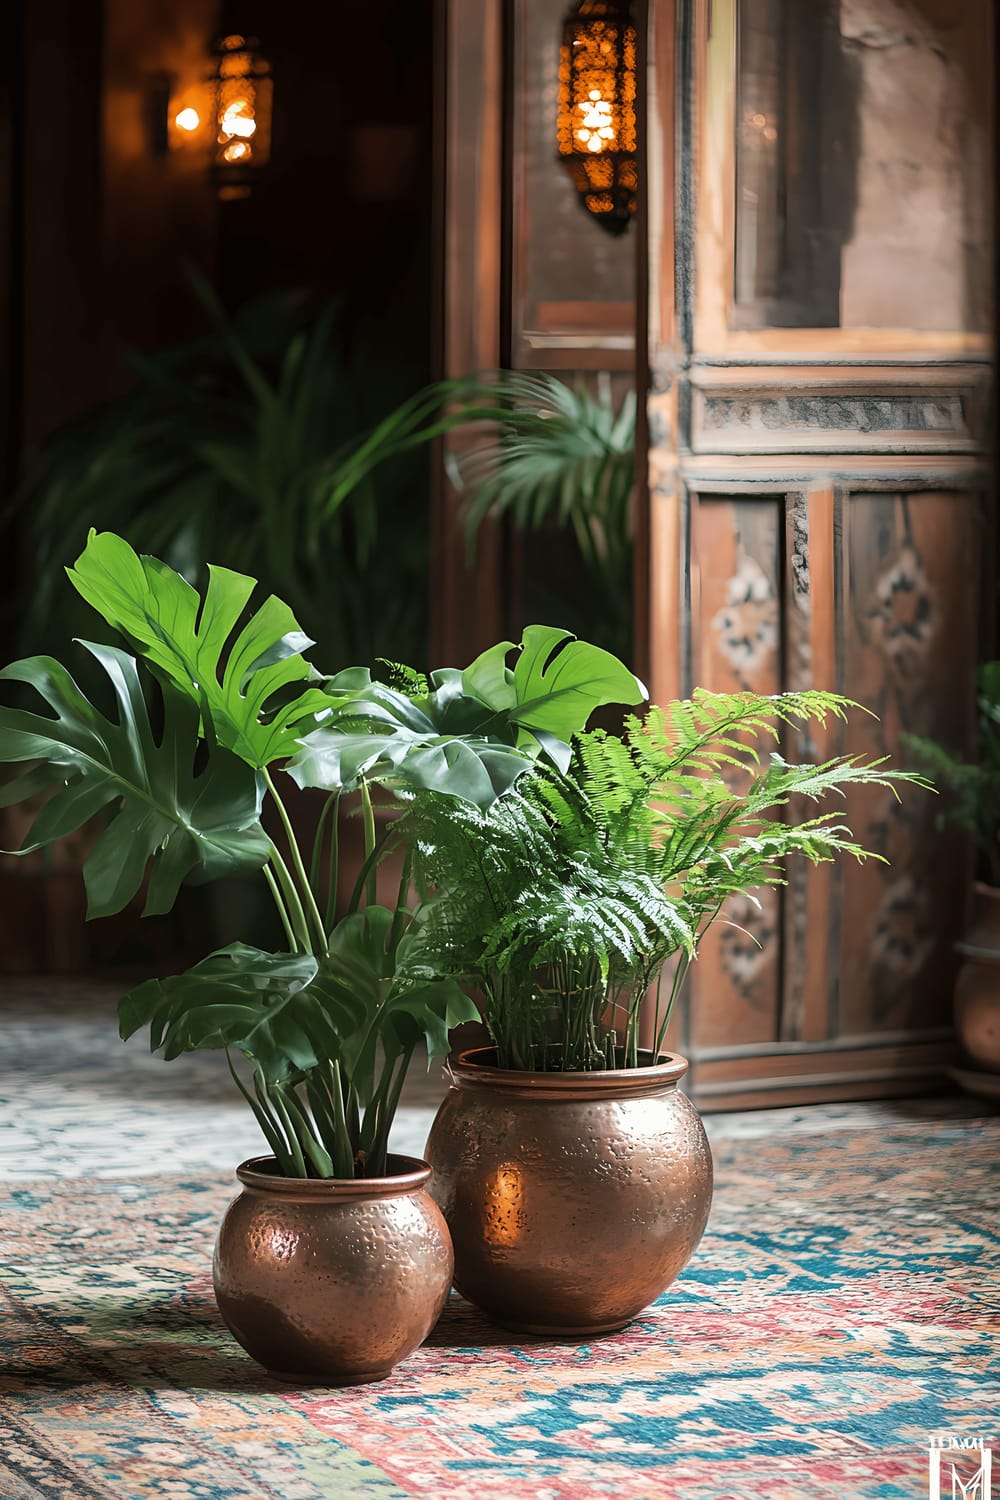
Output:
[{"left": 404, "top": 685, "right": 928, "bottom": 1071}]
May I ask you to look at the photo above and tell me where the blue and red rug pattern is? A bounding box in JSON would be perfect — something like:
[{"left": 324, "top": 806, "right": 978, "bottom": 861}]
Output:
[{"left": 1, "top": 1114, "right": 996, "bottom": 1500}]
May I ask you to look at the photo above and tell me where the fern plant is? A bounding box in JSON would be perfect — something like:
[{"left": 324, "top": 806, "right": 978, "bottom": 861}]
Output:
[
  {"left": 407, "top": 689, "right": 930, "bottom": 1071},
  {"left": 904, "top": 661, "right": 1000, "bottom": 884}
]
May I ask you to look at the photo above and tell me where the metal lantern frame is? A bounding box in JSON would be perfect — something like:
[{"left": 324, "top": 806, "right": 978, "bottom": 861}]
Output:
[
  {"left": 557, "top": 0, "right": 638, "bottom": 237},
  {"left": 211, "top": 33, "right": 273, "bottom": 197}
]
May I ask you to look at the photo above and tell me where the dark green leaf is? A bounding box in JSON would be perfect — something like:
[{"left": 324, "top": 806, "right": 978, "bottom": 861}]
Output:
[
  {"left": 289, "top": 626, "right": 645, "bottom": 806},
  {"left": 0, "top": 644, "right": 268, "bottom": 918}
]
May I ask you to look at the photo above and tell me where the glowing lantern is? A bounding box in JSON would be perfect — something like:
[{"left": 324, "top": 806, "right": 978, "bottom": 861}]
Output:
[
  {"left": 557, "top": 0, "right": 637, "bottom": 236},
  {"left": 212, "top": 34, "right": 272, "bottom": 197}
]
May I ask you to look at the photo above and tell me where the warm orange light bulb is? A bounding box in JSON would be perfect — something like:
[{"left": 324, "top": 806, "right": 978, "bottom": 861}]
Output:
[
  {"left": 175, "top": 107, "right": 201, "bottom": 132},
  {"left": 220, "top": 99, "right": 256, "bottom": 139}
]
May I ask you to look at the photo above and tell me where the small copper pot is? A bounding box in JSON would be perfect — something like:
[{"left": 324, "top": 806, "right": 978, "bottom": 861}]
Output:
[
  {"left": 955, "top": 882, "right": 1000, "bottom": 1073},
  {"left": 425, "top": 1049, "right": 712, "bottom": 1336},
  {"left": 213, "top": 1154, "right": 453, "bottom": 1385}
]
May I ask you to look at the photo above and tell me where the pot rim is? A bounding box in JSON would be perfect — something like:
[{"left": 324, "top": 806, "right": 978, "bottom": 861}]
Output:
[
  {"left": 234, "top": 1153, "right": 432, "bottom": 1199},
  {"left": 444, "top": 1046, "right": 689, "bottom": 1100}
]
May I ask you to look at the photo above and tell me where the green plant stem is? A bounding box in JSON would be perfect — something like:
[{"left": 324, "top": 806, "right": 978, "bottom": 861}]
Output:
[
  {"left": 389, "top": 845, "right": 413, "bottom": 954},
  {"left": 366, "top": 1048, "right": 412, "bottom": 1177},
  {"left": 329, "top": 1060, "right": 356, "bottom": 1178},
  {"left": 251, "top": 1067, "right": 301, "bottom": 1175},
  {"left": 310, "top": 789, "right": 339, "bottom": 900},
  {"left": 267, "top": 846, "right": 311, "bottom": 952},
  {"left": 263, "top": 767, "right": 329, "bottom": 953},
  {"left": 323, "top": 791, "right": 342, "bottom": 931},
  {"left": 360, "top": 778, "right": 377, "bottom": 909},
  {"left": 266, "top": 1083, "right": 308, "bottom": 1178},
  {"left": 225, "top": 1050, "right": 295, "bottom": 1173},
  {"left": 276, "top": 1086, "right": 334, "bottom": 1178},
  {"left": 263, "top": 865, "right": 298, "bottom": 952},
  {"left": 653, "top": 951, "right": 691, "bottom": 1059}
]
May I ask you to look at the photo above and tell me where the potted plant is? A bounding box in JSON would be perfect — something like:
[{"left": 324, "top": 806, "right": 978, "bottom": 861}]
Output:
[
  {"left": 906, "top": 662, "right": 1000, "bottom": 1081},
  {"left": 393, "top": 692, "right": 929, "bottom": 1335},
  {"left": 0, "top": 529, "right": 645, "bottom": 1381}
]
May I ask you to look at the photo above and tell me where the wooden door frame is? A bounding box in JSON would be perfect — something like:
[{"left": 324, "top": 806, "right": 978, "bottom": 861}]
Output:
[
  {"left": 643, "top": 0, "right": 994, "bottom": 1108},
  {"left": 430, "top": 0, "right": 508, "bottom": 666}
]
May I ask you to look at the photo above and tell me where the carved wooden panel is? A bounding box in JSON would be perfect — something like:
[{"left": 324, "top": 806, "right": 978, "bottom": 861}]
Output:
[
  {"left": 834, "top": 490, "right": 980, "bottom": 1036},
  {"left": 687, "top": 496, "right": 783, "bottom": 1049},
  {"left": 642, "top": 0, "right": 993, "bottom": 1106},
  {"left": 690, "top": 369, "right": 988, "bottom": 455},
  {"left": 677, "top": 485, "right": 982, "bottom": 1097}
]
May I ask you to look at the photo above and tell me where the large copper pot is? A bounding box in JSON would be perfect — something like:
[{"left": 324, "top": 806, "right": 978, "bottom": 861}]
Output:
[
  {"left": 213, "top": 1154, "right": 453, "bottom": 1385},
  {"left": 955, "top": 882, "right": 1000, "bottom": 1072},
  {"left": 425, "top": 1049, "right": 713, "bottom": 1336}
]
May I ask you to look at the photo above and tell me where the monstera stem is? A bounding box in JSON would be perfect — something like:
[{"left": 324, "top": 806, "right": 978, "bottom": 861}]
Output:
[
  {"left": 266, "top": 844, "right": 310, "bottom": 951},
  {"left": 360, "top": 778, "right": 377, "bottom": 909},
  {"left": 263, "top": 865, "right": 298, "bottom": 951},
  {"left": 263, "top": 768, "right": 329, "bottom": 954}
]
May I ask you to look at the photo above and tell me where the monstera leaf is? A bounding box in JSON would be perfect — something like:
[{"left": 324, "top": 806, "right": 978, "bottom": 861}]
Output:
[
  {"left": 0, "top": 642, "right": 269, "bottom": 918},
  {"left": 67, "top": 529, "right": 331, "bottom": 767},
  {"left": 119, "top": 945, "right": 364, "bottom": 1079},
  {"left": 288, "top": 626, "right": 646, "bottom": 806},
  {"left": 288, "top": 682, "right": 534, "bottom": 808},
  {"left": 465, "top": 624, "right": 646, "bottom": 741},
  {"left": 120, "top": 919, "right": 477, "bottom": 1090}
]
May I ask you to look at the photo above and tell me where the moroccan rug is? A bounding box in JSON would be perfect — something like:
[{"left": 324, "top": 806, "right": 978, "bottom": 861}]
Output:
[{"left": 1, "top": 1115, "right": 997, "bottom": 1500}]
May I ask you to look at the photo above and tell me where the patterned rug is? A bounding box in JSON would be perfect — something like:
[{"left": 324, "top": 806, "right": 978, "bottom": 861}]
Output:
[{"left": 1, "top": 1113, "right": 997, "bottom": 1500}]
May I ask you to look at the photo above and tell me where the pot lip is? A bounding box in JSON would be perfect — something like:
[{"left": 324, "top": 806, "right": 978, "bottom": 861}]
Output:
[
  {"left": 234, "top": 1153, "right": 432, "bottom": 1198},
  {"left": 444, "top": 1046, "right": 689, "bottom": 1099}
]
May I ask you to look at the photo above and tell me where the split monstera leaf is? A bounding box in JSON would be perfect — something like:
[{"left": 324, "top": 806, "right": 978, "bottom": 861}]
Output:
[{"left": 0, "top": 529, "right": 646, "bottom": 1176}]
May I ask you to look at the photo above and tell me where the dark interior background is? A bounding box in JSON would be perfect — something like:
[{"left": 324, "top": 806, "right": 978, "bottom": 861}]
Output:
[
  {"left": 0, "top": 0, "right": 436, "bottom": 658},
  {"left": 0, "top": 0, "right": 437, "bottom": 974}
]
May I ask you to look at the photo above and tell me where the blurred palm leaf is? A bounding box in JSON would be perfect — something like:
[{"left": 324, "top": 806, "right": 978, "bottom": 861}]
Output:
[
  {"left": 331, "top": 370, "right": 637, "bottom": 662},
  {"left": 14, "top": 276, "right": 429, "bottom": 671}
]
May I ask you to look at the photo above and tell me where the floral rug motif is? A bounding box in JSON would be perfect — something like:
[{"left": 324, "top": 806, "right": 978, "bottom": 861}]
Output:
[{"left": 1, "top": 1117, "right": 997, "bottom": 1500}]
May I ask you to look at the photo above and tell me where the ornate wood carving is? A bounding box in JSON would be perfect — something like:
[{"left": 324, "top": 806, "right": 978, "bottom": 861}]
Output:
[{"left": 645, "top": 0, "right": 993, "bottom": 1107}]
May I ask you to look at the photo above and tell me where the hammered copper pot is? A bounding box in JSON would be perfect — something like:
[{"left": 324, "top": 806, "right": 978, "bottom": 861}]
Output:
[
  {"left": 954, "top": 882, "right": 1000, "bottom": 1072},
  {"left": 213, "top": 1154, "right": 453, "bottom": 1385},
  {"left": 425, "top": 1049, "right": 713, "bottom": 1336}
]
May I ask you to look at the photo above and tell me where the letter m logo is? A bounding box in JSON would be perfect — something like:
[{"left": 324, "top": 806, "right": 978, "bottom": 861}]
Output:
[{"left": 930, "top": 1447, "right": 993, "bottom": 1500}]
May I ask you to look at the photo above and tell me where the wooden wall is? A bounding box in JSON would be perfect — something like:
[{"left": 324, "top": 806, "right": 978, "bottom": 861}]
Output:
[{"left": 645, "top": 0, "right": 994, "bottom": 1106}]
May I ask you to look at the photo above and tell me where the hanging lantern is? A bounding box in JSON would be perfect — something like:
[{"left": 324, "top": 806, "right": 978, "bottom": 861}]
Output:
[
  {"left": 211, "top": 34, "right": 273, "bottom": 199},
  {"left": 557, "top": 0, "right": 637, "bottom": 236}
]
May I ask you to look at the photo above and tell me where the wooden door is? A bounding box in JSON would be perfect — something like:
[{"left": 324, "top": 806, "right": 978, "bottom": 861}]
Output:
[
  {"left": 645, "top": 0, "right": 995, "bottom": 1106},
  {"left": 433, "top": 0, "right": 639, "bottom": 665}
]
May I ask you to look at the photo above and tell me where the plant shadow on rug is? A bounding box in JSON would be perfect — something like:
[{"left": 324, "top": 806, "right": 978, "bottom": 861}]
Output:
[
  {"left": 1, "top": 1118, "right": 997, "bottom": 1500},
  {"left": 6, "top": 1282, "right": 548, "bottom": 1398}
]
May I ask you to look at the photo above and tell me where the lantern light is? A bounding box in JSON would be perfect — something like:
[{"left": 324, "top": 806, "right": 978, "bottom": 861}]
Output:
[
  {"left": 557, "top": 0, "right": 637, "bottom": 236},
  {"left": 175, "top": 107, "right": 201, "bottom": 133},
  {"left": 211, "top": 33, "right": 272, "bottom": 197}
]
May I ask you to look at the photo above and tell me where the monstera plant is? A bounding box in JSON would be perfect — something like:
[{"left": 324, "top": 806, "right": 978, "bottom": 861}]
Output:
[
  {"left": 0, "top": 529, "right": 647, "bottom": 1382},
  {"left": 0, "top": 529, "right": 645, "bottom": 1179}
]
